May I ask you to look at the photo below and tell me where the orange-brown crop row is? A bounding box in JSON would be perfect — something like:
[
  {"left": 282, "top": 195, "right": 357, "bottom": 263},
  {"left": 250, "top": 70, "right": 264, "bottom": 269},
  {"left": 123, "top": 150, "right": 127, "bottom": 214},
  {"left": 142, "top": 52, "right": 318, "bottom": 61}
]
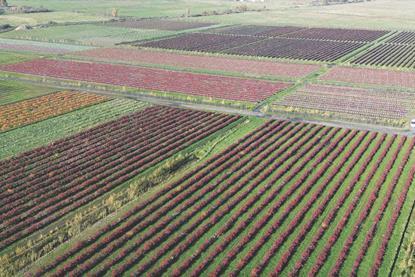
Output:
[{"left": 0, "top": 91, "right": 107, "bottom": 132}]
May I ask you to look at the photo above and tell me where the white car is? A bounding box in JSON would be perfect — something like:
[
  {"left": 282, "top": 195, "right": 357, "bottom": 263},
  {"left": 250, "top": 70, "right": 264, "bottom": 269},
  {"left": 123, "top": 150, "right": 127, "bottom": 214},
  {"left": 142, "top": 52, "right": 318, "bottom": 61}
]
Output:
[{"left": 411, "top": 119, "right": 415, "bottom": 129}]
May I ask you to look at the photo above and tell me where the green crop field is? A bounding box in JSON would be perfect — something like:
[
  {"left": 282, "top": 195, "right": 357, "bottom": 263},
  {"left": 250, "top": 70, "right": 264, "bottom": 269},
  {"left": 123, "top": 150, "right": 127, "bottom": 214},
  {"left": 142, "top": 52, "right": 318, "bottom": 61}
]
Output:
[
  {"left": 0, "top": 24, "right": 178, "bottom": 46},
  {"left": 0, "top": 50, "right": 39, "bottom": 64},
  {"left": 0, "top": 80, "right": 57, "bottom": 105}
]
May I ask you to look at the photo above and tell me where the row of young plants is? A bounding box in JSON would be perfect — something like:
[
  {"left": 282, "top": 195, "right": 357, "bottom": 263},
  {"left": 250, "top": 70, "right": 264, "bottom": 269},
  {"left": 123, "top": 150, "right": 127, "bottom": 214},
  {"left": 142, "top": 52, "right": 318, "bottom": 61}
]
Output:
[
  {"left": 31, "top": 120, "right": 279, "bottom": 276},
  {"left": 0, "top": 106, "right": 238, "bottom": 251},
  {"left": 25, "top": 121, "right": 415, "bottom": 276}
]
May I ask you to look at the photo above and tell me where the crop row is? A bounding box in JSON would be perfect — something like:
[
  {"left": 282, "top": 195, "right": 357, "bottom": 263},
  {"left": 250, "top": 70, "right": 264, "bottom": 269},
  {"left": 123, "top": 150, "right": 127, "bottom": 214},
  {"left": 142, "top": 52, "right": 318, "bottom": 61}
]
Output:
[
  {"left": 223, "top": 38, "right": 364, "bottom": 62},
  {"left": 321, "top": 66, "right": 415, "bottom": 90},
  {"left": 0, "top": 98, "right": 149, "bottom": 160},
  {"left": 139, "top": 32, "right": 263, "bottom": 52},
  {"left": 1, "top": 59, "right": 290, "bottom": 102},
  {"left": 352, "top": 43, "right": 415, "bottom": 69},
  {"left": 0, "top": 91, "right": 107, "bottom": 132},
  {"left": 139, "top": 32, "right": 365, "bottom": 62},
  {"left": 0, "top": 106, "right": 238, "bottom": 251},
  {"left": 273, "top": 84, "right": 415, "bottom": 125},
  {"left": 281, "top": 27, "right": 388, "bottom": 42},
  {"left": 74, "top": 47, "right": 321, "bottom": 79},
  {"left": 208, "top": 25, "right": 387, "bottom": 42},
  {"left": 385, "top": 31, "right": 415, "bottom": 45},
  {"left": 29, "top": 121, "right": 415, "bottom": 276}
]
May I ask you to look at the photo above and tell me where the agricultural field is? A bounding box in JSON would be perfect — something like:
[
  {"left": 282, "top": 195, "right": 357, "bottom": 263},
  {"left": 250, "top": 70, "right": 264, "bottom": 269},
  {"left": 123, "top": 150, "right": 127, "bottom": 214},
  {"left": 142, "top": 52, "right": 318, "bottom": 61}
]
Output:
[
  {"left": 280, "top": 27, "right": 388, "bottom": 42},
  {"left": 139, "top": 31, "right": 367, "bottom": 62},
  {"left": 1, "top": 1, "right": 415, "bottom": 276},
  {"left": 0, "top": 38, "right": 94, "bottom": 54},
  {"left": 209, "top": 25, "right": 306, "bottom": 37},
  {"left": 222, "top": 38, "right": 364, "bottom": 62},
  {"left": 321, "top": 66, "right": 415, "bottom": 90},
  {"left": 105, "top": 19, "right": 216, "bottom": 31},
  {"left": 0, "top": 50, "right": 40, "bottom": 64},
  {"left": 0, "top": 80, "right": 57, "bottom": 105},
  {"left": 0, "top": 24, "right": 178, "bottom": 46},
  {"left": 139, "top": 33, "right": 263, "bottom": 53},
  {"left": 270, "top": 84, "right": 415, "bottom": 127},
  {"left": 211, "top": 25, "right": 388, "bottom": 42},
  {"left": 351, "top": 44, "right": 415, "bottom": 69},
  {"left": 0, "top": 98, "right": 150, "bottom": 159},
  {"left": 0, "top": 91, "right": 107, "bottom": 132},
  {"left": 385, "top": 31, "right": 415, "bottom": 45},
  {"left": 0, "top": 106, "right": 239, "bottom": 252},
  {"left": 0, "top": 58, "right": 292, "bottom": 103},
  {"left": 26, "top": 120, "right": 415, "bottom": 277},
  {"left": 73, "top": 48, "right": 321, "bottom": 80}
]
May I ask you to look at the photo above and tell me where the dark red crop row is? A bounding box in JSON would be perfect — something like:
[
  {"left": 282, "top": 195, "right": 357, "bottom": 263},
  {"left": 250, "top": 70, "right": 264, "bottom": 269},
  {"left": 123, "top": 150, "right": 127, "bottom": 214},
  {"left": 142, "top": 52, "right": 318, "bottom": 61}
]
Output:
[
  {"left": 281, "top": 27, "right": 388, "bottom": 42},
  {"left": 350, "top": 138, "right": 415, "bottom": 276},
  {"left": 139, "top": 32, "right": 364, "bottom": 62},
  {"left": 33, "top": 120, "right": 280, "bottom": 276},
  {"left": 385, "top": 31, "right": 415, "bottom": 45},
  {"left": 29, "top": 121, "right": 415, "bottom": 276},
  {"left": 269, "top": 131, "right": 377, "bottom": 276},
  {"left": 289, "top": 133, "right": 390, "bottom": 276},
  {"left": 0, "top": 106, "right": 238, "bottom": 251},
  {"left": 139, "top": 32, "right": 262, "bottom": 52},
  {"left": 223, "top": 37, "right": 364, "bottom": 62},
  {"left": 326, "top": 136, "right": 406, "bottom": 276},
  {"left": 1, "top": 59, "right": 290, "bottom": 102},
  {"left": 352, "top": 43, "right": 415, "bottom": 69}
]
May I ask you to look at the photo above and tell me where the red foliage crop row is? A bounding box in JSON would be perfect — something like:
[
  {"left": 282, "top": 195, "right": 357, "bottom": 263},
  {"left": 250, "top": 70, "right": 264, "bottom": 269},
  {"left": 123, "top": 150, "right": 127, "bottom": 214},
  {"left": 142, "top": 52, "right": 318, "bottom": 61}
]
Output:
[
  {"left": 28, "top": 121, "right": 415, "bottom": 276},
  {"left": 321, "top": 66, "right": 415, "bottom": 89},
  {"left": 0, "top": 108, "right": 198, "bottom": 215},
  {"left": 326, "top": 136, "right": 406, "bottom": 276},
  {"left": 62, "top": 121, "right": 318, "bottom": 276},
  {"left": 245, "top": 130, "right": 365, "bottom": 277},
  {"left": 289, "top": 133, "right": 391, "bottom": 276},
  {"left": 309, "top": 136, "right": 392, "bottom": 276},
  {"left": 271, "top": 132, "right": 381, "bottom": 276},
  {"left": 75, "top": 47, "right": 320, "bottom": 78},
  {"left": 58, "top": 121, "right": 299, "bottom": 277},
  {"left": 1, "top": 59, "right": 290, "bottom": 102},
  {"left": 352, "top": 43, "right": 415, "bottom": 69},
  {"left": 349, "top": 138, "right": 415, "bottom": 276},
  {"left": 0, "top": 106, "right": 238, "bottom": 251},
  {"left": 33, "top": 120, "right": 278, "bottom": 276},
  {"left": 369, "top": 157, "right": 415, "bottom": 277},
  {"left": 114, "top": 123, "right": 317, "bottom": 277}
]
